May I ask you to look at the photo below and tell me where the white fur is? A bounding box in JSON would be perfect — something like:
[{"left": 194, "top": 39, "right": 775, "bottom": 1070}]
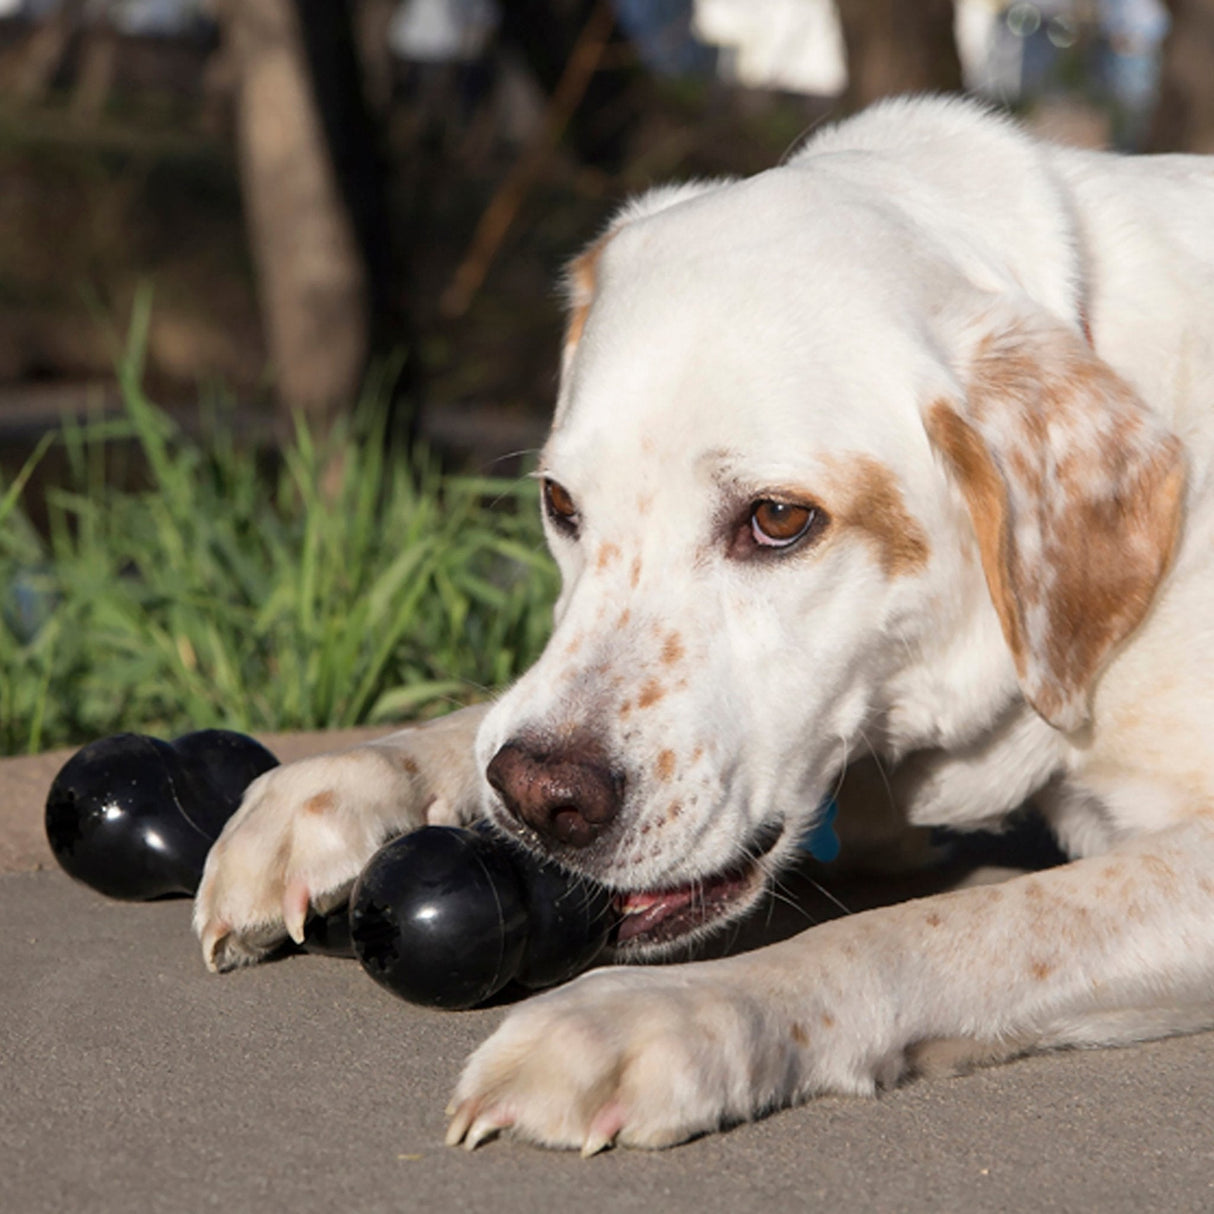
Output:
[{"left": 194, "top": 97, "right": 1214, "bottom": 1153}]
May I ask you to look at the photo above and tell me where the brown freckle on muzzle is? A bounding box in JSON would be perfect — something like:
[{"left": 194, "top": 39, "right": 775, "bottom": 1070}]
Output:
[
  {"left": 303, "top": 791, "right": 336, "bottom": 814},
  {"left": 656, "top": 749, "right": 676, "bottom": 780},
  {"left": 630, "top": 556, "right": 642, "bottom": 588},
  {"left": 597, "top": 542, "right": 621, "bottom": 569},
  {"left": 638, "top": 679, "right": 666, "bottom": 708},
  {"left": 661, "top": 632, "right": 684, "bottom": 666}
]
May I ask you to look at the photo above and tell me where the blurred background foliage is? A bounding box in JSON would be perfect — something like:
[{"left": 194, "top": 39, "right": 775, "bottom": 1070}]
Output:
[{"left": 0, "top": 0, "right": 1209, "bottom": 752}]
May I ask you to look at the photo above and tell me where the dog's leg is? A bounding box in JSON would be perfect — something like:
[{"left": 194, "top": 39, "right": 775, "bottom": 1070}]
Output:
[
  {"left": 447, "top": 815, "right": 1214, "bottom": 1153},
  {"left": 193, "top": 704, "right": 489, "bottom": 971}
]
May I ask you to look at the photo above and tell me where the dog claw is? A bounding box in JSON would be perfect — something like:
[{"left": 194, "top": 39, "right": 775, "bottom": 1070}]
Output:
[
  {"left": 200, "top": 921, "right": 230, "bottom": 973},
  {"left": 446, "top": 1101, "right": 512, "bottom": 1151},
  {"left": 582, "top": 1101, "right": 625, "bottom": 1157},
  {"left": 462, "top": 1115, "right": 508, "bottom": 1151},
  {"left": 444, "top": 1102, "right": 476, "bottom": 1147},
  {"left": 580, "top": 1130, "right": 614, "bottom": 1158},
  {"left": 283, "top": 879, "right": 310, "bottom": 945}
]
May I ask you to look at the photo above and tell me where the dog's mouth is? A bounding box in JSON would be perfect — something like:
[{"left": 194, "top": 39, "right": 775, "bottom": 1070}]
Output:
[{"left": 609, "top": 822, "right": 782, "bottom": 950}]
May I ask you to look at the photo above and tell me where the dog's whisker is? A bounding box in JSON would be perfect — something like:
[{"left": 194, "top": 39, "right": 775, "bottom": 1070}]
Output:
[{"left": 801, "top": 875, "right": 853, "bottom": 919}]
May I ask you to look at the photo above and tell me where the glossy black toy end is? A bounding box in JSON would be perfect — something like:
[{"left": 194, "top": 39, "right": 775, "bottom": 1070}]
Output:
[
  {"left": 350, "top": 828, "right": 529, "bottom": 1009},
  {"left": 348, "top": 825, "right": 615, "bottom": 1010},
  {"left": 44, "top": 730, "right": 278, "bottom": 900}
]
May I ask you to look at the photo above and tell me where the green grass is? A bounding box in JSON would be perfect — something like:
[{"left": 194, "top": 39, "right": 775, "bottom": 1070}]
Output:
[{"left": 0, "top": 300, "right": 558, "bottom": 756}]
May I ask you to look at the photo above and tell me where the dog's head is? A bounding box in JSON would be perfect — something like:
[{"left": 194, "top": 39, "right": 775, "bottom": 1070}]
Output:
[{"left": 475, "top": 149, "right": 1185, "bottom": 955}]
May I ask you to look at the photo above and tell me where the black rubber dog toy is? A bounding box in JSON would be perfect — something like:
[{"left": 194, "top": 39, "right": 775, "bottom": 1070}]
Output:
[
  {"left": 45, "top": 729, "right": 279, "bottom": 901},
  {"left": 349, "top": 825, "right": 617, "bottom": 1010}
]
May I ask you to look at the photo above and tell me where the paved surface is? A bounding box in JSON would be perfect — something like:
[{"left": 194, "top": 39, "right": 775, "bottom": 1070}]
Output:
[{"left": 4, "top": 737, "right": 1214, "bottom": 1213}]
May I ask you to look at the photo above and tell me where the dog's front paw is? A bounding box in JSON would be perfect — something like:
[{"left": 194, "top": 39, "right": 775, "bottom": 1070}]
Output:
[
  {"left": 193, "top": 747, "right": 431, "bottom": 972},
  {"left": 446, "top": 964, "right": 801, "bottom": 1154}
]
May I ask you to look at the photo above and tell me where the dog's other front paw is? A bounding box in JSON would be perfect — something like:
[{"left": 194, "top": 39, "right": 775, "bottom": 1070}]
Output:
[
  {"left": 193, "top": 709, "right": 499, "bottom": 972},
  {"left": 192, "top": 749, "right": 418, "bottom": 971},
  {"left": 445, "top": 964, "right": 803, "bottom": 1154}
]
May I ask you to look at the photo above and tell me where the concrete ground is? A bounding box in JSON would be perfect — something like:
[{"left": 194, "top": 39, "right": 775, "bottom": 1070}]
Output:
[{"left": 4, "top": 736, "right": 1214, "bottom": 1214}]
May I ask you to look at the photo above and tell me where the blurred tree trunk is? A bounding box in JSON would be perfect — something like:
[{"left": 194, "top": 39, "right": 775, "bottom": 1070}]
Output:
[
  {"left": 12, "top": 0, "right": 86, "bottom": 103},
  {"left": 497, "top": 0, "right": 637, "bottom": 169},
  {"left": 1148, "top": 0, "right": 1214, "bottom": 152},
  {"left": 835, "top": 0, "right": 962, "bottom": 110},
  {"left": 71, "top": 23, "right": 118, "bottom": 123},
  {"left": 215, "top": 0, "right": 371, "bottom": 431}
]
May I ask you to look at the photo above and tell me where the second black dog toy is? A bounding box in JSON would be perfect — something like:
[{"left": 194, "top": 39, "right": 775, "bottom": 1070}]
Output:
[{"left": 44, "top": 729, "right": 279, "bottom": 900}]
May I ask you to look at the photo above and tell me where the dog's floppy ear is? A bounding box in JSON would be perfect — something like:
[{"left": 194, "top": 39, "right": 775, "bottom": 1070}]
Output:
[{"left": 925, "top": 313, "right": 1186, "bottom": 732}]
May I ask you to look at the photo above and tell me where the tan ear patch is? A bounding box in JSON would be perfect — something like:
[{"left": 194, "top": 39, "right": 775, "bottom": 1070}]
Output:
[
  {"left": 563, "top": 235, "right": 612, "bottom": 356},
  {"left": 927, "top": 316, "right": 1186, "bottom": 730},
  {"left": 924, "top": 400, "right": 1024, "bottom": 670}
]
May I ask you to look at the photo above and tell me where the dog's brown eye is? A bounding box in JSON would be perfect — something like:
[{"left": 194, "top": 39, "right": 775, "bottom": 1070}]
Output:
[
  {"left": 543, "top": 479, "right": 579, "bottom": 535},
  {"left": 750, "top": 500, "right": 815, "bottom": 548}
]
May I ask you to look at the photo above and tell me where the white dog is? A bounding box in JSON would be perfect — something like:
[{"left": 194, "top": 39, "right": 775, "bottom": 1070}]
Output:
[{"left": 195, "top": 96, "right": 1214, "bottom": 1154}]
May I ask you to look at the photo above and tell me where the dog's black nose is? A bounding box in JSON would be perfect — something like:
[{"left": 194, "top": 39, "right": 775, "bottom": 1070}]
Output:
[{"left": 486, "top": 740, "right": 623, "bottom": 848}]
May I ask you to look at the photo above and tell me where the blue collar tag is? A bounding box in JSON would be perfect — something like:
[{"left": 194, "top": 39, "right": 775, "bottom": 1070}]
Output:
[{"left": 797, "top": 797, "right": 840, "bottom": 863}]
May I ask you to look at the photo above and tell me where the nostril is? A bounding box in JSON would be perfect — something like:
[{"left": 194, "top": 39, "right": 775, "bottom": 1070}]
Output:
[
  {"left": 485, "top": 738, "right": 623, "bottom": 848},
  {"left": 485, "top": 746, "right": 520, "bottom": 808}
]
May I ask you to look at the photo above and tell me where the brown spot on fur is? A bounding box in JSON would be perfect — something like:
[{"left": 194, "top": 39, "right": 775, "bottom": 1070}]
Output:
[
  {"left": 833, "top": 455, "right": 931, "bottom": 577},
  {"left": 1141, "top": 854, "right": 1177, "bottom": 890},
  {"left": 656, "top": 749, "right": 676, "bottom": 781},
  {"left": 1030, "top": 959, "right": 1053, "bottom": 980},
  {"left": 596, "top": 542, "right": 620, "bottom": 570},
  {"left": 926, "top": 317, "right": 1185, "bottom": 730},
  {"left": 637, "top": 493, "right": 652, "bottom": 515},
  {"left": 791, "top": 1023, "right": 810, "bottom": 1046},
  {"left": 617, "top": 608, "right": 631, "bottom": 628},
  {"left": 566, "top": 302, "right": 591, "bottom": 351},
  {"left": 638, "top": 679, "right": 665, "bottom": 709},
  {"left": 925, "top": 399, "right": 1024, "bottom": 670},
  {"left": 398, "top": 756, "right": 419, "bottom": 775},
  {"left": 630, "top": 556, "right": 642, "bottom": 589},
  {"left": 619, "top": 699, "right": 633, "bottom": 718},
  {"left": 661, "top": 632, "right": 684, "bottom": 666},
  {"left": 664, "top": 800, "right": 683, "bottom": 822},
  {"left": 562, "top": 236, "right": 610, "bottom": 354},
  {"left": 303, "top": 791, "right": 336, "bottom": 815},
  {"left": 820, "top": 1012, "right": 836, "bottom": 1029},
  {"left": 925, "top": 912, "right": 943, "bottom": 928}
]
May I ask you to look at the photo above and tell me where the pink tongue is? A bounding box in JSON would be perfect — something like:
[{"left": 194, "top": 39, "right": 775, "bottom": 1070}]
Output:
[
  {"left": 614, "top": 864, "right": 755, "bottom": 944},
  {"left": 615, "top": 885, "right": 697, "bottom": 942}
]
